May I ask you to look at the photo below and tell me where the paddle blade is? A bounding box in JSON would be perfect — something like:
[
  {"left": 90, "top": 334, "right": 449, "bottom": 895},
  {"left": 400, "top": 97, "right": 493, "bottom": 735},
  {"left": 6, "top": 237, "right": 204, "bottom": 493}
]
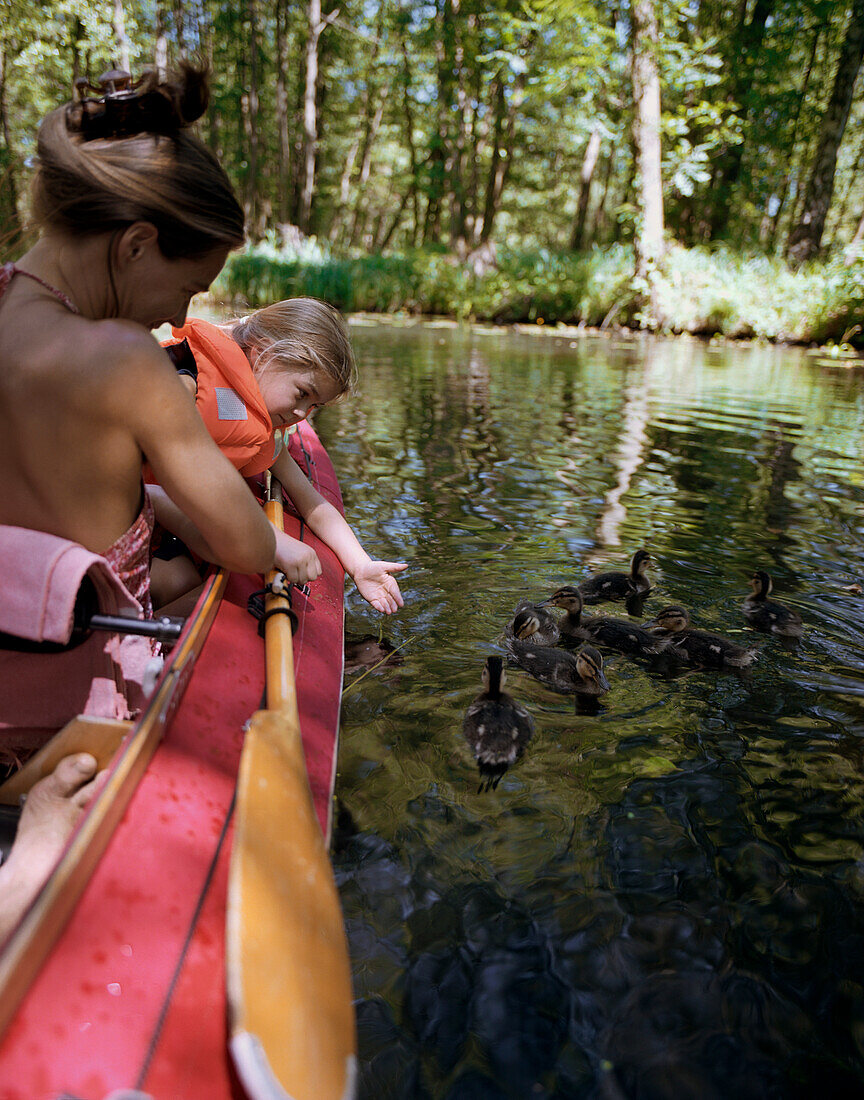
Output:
[{"left": 227, "top": 708, "right": 356, "bottom": 1100}]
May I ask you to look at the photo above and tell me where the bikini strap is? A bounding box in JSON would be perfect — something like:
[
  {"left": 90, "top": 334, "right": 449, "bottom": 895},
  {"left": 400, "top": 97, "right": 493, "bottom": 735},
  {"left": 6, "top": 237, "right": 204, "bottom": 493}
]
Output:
[{"left": 0, "top": 262, "right": 80, "bottom": 315}]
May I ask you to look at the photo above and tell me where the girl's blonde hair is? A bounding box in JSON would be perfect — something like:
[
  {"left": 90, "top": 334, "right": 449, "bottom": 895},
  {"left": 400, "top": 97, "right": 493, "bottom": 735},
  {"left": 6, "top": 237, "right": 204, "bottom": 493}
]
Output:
[{"left": 231, "top": 298, "right": 357, "bottom": 395}]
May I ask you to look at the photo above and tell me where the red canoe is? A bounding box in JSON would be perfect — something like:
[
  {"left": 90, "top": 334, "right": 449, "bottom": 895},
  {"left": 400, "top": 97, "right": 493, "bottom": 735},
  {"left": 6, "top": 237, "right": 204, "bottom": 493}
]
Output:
[{"left": 0, "top": 421, "right": 348, "bottom": 1100}]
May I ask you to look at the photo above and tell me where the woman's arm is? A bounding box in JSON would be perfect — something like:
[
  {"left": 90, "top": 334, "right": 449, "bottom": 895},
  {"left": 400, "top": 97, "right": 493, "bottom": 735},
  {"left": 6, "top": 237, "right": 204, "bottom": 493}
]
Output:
[
  {"left": 271, "top": 446, "right": 407, "bottom": 614},
  {"left": 118, "top": 333, "right": 275, "bottom": 575}
]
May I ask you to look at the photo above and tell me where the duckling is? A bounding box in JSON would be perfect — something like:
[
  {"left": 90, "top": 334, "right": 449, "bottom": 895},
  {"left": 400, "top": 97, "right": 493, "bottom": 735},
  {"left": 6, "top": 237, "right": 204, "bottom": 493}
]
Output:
[
  {"left": 579, "top": 549, "right": 653, "bottom": 605},
  {"left": 650, "top": 605, "right": 758, "bottom": 669},
  {"left": 504, "top": 600, "right": 560, "bottom": 647},
  {"left": 463, "top": 656, "right": 535, "bottom": 791},
  {"left": 742, "top": 571, "right": 803, "bottom": 638},
  {"left": 508, "top": 639, "right": 610, "bottom": 697},
  {"left": 545, "top": 585, "right": 668, "bottom": 656}
]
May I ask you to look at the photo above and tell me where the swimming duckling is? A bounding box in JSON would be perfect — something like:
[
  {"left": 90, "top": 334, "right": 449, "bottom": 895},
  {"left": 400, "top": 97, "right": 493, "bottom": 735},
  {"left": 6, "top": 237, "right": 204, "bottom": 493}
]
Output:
[
  {"left": 649, "top": 605, "right": 758, "bottom": 669},
  {"left": 504, "top": 600, "right": 560, "bottom": 647},
  {"left": 545, "top": 585, "right": 668, "bottom": 656},
  {"left": 463, "top": 656, "right": 535, "bottom": 791},
  {"left": 742, "top": 571, "right": 803, "bottom": 638},
  {"left": 508, "top": 639, "right": 610, "bottom": 697},
  {"left": 578, "top": 549, "right": 652, "bottom": 605}
]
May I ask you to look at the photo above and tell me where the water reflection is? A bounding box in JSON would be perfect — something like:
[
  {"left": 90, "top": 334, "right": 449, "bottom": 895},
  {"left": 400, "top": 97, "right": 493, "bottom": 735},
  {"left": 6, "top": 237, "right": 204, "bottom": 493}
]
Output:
[{"left": 321, "top": 326, "right": 864, "bottom": 1097}]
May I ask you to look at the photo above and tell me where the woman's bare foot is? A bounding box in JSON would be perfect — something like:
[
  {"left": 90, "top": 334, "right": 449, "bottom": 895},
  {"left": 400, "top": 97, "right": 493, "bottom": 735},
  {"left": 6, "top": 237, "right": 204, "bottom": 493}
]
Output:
[{"left": 0, "top": 754, "right": 105, "bottom": 943}]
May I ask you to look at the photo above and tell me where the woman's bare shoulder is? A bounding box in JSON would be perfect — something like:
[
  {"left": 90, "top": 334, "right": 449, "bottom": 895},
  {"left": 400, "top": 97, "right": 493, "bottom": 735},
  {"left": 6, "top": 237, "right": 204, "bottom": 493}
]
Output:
[
  {"left": 17, "top": 316, "right": 181, "bottom": 435},
  {"left": 65, "top": 317, "right": 168, "bottom": 369}
]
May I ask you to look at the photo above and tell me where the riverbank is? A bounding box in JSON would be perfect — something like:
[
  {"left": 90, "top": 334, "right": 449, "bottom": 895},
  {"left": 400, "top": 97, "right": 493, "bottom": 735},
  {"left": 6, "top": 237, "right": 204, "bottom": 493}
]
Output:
[{"left": 217, "top": 242, "right": 864, "bottom": 349}]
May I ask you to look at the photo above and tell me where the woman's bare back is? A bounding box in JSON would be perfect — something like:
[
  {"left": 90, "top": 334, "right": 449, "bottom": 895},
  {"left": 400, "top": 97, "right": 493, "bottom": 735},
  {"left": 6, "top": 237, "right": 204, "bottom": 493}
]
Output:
[
  {"left": 0, "top": 260, "right": 274, "bottom": 573},
  {"left": 0, "top": 274, "right": 151, "bottom": 551}
]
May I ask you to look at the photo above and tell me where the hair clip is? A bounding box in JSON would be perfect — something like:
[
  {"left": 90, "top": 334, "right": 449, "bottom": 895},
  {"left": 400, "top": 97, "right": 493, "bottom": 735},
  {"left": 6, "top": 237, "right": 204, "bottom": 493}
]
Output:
[
  {"left": 71, "top": 68, "right": 177, "bottom": 141},
  {"left": 74, "top": 68, "right": 143, "bottom": 102}
]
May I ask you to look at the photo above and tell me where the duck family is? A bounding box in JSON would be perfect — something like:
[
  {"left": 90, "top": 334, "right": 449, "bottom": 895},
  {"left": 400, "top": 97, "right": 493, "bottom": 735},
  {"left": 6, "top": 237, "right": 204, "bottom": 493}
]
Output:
[{"left": 466, "top": 550, "right": 805, "bottom": 789}]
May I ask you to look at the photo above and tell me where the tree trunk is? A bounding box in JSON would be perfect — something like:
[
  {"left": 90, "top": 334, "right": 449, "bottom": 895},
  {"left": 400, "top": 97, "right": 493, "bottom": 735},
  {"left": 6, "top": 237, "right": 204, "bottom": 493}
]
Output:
[
  {"left": 592, "top": 151, "right": 614, "bottom": 244},
  {"left": 844, "top": 207, "right": 864, "bottom": 264},
  {"left": 766, "top": 21, "right": 822, "bottom": 251},
  {"left": 154, "top": 4, "right": 168, "bottom": 77},
  {"left": 298, "top": 0, "right": 327, "bottom": 234},
  {"left": 194, "top": 1, "right": 220, "bottom": 158},
  {"left": 275, "top": 0, "right": 292, "bottom": 225},
  {"left": 570, "top": 124, "right": 602, "bottom": 251},
  {"left": 478, "top": 75, "right": 506, "bottom": 244},
  {"left": 707, "top": 0, "right": 774, "bottom": 239},
  {"left": 348, "top": 96, "right": 385, "bottom": 246},
  {"left": 70, "top": 16, "right": 84, "bottom": 82},
  {"left": 331, "top": 134, "right": 361, "bottom": 241},
  {"left": 630, "top": 0, "right": 664, "bottom": 295},
  {"left": 449, "top": 0, "right": 471, "bottom": 248},
  {"left": 328, "top": 0, "right": 384, "bottom": 243},
  {"left": 377, "top": 189, "right": 411, "bottom": 251},
  {"left": 392, "top": 37, "right": 421, "bottom": 247},
  {"left": 478, "top": 44, "right": 532, "bottom": 244},
  {"left": 424, "top": 0, "right": 454, "bottom": 244},
  {"left": 787, "top": 0, "right": 864, "bottom": 266},
  {"left": 113, "top": 0, "right": 131, "bottom": 71},
  {"left": 173, "top": 0, "right": 187, "bottom": 53},
  {"left": 465, "top": 59, "right": 484, "bottom": 244},
  {"left": 240, "top": 0, "right": 261, "bottom": 235}
]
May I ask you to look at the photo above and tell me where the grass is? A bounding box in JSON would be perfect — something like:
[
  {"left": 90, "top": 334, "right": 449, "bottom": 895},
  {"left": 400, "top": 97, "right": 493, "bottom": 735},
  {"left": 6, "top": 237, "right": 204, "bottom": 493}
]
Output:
[{"left": 215, "top": 240, "right": 864, "bottom": 347}]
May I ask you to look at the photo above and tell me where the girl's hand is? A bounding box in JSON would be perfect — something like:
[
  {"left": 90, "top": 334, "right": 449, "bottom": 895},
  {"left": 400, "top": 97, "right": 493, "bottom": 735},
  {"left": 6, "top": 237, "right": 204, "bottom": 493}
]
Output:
[
  {"left": 352, "top": 560, "right": 408, "bottom": 614},
  {"left": 275, "top": 529, "right": 322, "bottom": 585}
]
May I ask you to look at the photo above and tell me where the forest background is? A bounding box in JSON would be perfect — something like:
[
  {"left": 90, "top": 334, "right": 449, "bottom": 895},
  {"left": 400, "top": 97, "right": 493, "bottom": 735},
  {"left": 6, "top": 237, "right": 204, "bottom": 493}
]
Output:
[{"left": 2, "top": 0, "right": 864, "bottom": 344}]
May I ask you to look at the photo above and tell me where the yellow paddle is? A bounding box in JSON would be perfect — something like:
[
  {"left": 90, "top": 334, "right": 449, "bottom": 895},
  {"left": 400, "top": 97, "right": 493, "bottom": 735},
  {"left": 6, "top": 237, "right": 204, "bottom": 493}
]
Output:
[{"left": 226, "top": 478, "right": 356, "bottom": 1100}]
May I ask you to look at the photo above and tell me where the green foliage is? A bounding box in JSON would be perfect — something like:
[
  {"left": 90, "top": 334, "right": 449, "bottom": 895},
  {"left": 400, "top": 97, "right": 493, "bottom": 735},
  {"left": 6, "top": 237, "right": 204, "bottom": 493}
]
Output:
[
  {"left": 222, "top": 240, "right": 864, "bottom": 346},
  {"left": 2, "top": 0, "right": 864, "bottom": 300},
  {"left": 222, "top": 243, "right": 635, "bottom": 325}
]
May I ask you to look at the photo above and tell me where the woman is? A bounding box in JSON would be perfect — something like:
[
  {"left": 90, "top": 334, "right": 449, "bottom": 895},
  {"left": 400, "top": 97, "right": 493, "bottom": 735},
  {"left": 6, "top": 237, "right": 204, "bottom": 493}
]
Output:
[{"left": 0, "top": 64, "right": 274, "bottom": 937}]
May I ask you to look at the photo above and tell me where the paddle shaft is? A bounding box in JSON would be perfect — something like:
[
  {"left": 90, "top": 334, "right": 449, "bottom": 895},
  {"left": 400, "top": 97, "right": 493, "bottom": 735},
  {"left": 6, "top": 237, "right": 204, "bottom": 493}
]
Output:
[
  {"left": 262, "top": 487, "right": 297, "bottom": 713},
  {"left": 227, "top": 477, "right": 357, "bottom": 1100}
]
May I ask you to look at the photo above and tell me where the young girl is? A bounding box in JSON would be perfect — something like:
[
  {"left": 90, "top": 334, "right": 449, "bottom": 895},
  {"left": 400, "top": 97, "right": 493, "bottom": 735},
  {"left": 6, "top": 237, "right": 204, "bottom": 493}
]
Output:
[{"left": 156, "top": 298, "right": 407, "bottom": 613}]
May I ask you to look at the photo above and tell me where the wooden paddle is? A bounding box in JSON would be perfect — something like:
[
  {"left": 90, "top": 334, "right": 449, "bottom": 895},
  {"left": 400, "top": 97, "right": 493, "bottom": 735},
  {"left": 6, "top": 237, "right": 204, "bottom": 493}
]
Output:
[
  {"left": 0, "top": 569, "right": 227, "bottom": 1040},
  {"left": 227, "top": 479, "right": 357, "bottom": 1100}
]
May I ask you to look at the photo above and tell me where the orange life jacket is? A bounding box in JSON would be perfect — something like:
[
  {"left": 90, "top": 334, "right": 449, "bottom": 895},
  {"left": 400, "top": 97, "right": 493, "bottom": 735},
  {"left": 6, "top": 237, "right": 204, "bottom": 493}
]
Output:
[{"left": 163, "top": 319, "right": 280, "bottom": 478}]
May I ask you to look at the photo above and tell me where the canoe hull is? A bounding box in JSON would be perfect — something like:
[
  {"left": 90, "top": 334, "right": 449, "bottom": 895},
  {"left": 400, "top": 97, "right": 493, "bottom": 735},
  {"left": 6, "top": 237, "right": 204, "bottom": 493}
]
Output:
[{"left": 0, "top": 423, "right": 345, "bottom": 1100}]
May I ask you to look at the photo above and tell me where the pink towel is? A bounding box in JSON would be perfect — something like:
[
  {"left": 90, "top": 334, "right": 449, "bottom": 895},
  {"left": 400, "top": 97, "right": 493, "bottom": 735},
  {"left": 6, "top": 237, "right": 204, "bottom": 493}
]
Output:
[
  {"left": 0, "top": 525, "right": 140, "bottom": 643},
  {"left": 0, "top": 526, "right": 154, "bottom": 763}
]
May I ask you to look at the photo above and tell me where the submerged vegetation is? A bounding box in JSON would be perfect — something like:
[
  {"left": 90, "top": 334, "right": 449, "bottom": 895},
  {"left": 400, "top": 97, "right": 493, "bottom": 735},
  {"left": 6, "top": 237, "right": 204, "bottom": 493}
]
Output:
[{"left": 221, "top": 241, "right": 864, "bottom": 346}]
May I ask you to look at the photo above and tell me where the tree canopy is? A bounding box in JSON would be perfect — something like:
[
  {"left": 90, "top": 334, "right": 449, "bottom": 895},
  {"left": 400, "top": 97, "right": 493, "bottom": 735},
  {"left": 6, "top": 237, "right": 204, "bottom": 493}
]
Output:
[{"left": 2, "top": 0, "right": 864, "bottom": 265}]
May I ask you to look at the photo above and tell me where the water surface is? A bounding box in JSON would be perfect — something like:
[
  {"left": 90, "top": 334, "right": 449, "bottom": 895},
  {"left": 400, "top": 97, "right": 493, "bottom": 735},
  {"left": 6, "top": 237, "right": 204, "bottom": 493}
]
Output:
[{"left": 314, "top": 324, "right": 864, "bottom": 1099}]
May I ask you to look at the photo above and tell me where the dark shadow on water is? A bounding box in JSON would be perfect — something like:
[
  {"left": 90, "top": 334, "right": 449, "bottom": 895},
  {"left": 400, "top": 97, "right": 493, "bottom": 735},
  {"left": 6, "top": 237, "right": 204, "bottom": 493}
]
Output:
[{"left": 345, "top": 634, "right": 405, "bottom": 672}]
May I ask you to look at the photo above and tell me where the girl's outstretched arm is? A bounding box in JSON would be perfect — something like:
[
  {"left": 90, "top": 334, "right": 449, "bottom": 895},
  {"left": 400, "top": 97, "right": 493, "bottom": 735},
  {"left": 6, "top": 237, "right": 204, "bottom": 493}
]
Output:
[{"left": 270, "top": 446, "right": 407, "bottom": 614}]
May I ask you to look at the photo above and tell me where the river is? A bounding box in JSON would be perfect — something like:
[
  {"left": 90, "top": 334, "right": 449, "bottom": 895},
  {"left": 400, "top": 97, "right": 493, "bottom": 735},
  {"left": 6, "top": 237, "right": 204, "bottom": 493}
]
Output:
[{"left": 314, "top": 321, "right": 864, "bottom": 1099}]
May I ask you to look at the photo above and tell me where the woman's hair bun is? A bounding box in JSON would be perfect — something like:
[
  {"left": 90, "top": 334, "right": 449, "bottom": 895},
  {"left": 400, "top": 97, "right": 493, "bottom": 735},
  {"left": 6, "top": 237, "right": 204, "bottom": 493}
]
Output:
[{"left": 68, "top": 61, "right": 210, "bottom": 142}]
